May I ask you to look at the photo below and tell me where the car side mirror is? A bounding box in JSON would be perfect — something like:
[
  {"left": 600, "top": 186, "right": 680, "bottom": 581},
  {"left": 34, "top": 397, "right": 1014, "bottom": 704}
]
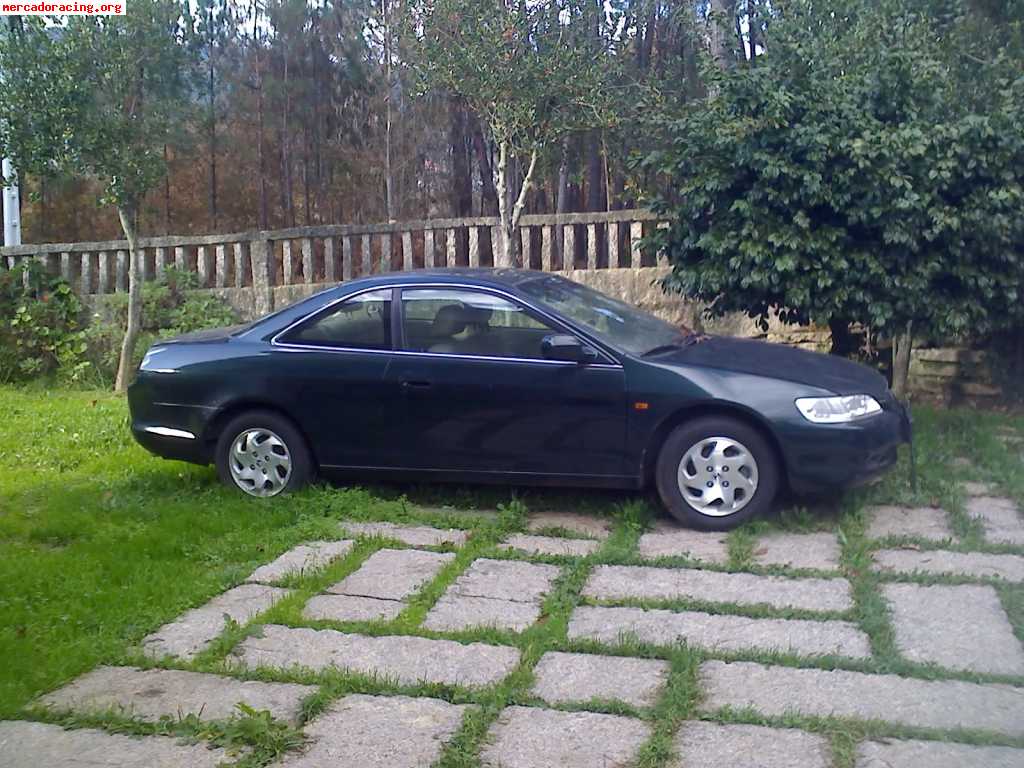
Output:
[{"left": 541, "top": 334, "right": 599, "bottom": 364}]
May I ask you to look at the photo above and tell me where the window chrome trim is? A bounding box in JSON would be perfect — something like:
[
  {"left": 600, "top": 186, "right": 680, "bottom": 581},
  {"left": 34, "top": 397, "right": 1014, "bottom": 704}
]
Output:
[
  {"left": 270, "top": 343, "right": 622, "bottom": 369},
  {"left": 270, "top": 281, "right": 624, "bottom": 368}
]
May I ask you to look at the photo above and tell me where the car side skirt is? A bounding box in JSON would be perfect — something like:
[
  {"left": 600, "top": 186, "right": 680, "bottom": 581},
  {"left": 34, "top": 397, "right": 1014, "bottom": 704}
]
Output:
[{"left": 319, "top": 465, "right": 642, "bottom": 490}]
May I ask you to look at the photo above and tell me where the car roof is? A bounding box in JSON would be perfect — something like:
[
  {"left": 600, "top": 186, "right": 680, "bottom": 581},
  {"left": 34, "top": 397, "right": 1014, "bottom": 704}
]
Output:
[{"left": 338, "top": 268, "right": 551, "bottom": 292}]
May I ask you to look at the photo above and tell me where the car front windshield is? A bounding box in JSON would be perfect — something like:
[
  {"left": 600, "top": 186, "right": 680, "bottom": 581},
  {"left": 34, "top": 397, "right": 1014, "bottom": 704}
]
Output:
[{"left": 519, "top": 275, "right": 684, "bottom": 356}]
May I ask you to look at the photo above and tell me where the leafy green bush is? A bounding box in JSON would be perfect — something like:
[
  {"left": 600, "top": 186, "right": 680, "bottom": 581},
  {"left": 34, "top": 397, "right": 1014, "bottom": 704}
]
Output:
[
  {"left": 83, "top": 267, "right": 239, "bottom": 385},
  {"left": 640, "top": 0, "right": 1024, "bottom": 369},
  {"left": 0, "top": 262, "right": 88, "bottom": 384}
]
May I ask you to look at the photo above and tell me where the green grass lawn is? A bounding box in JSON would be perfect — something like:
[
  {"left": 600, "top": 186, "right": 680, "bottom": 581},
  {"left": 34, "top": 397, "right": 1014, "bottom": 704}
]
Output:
[{"left": 1, "top": 384, "right": 1022, "bottom": 766}]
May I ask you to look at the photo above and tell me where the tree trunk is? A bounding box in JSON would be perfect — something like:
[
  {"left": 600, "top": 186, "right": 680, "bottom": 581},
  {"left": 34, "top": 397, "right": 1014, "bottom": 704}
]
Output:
[
  {"left": 828, "top": 317, "right": 857, "bottom": 357},
  {"left": 448, "top": 98, "right": 472, "bottom": 217},
  {"left": 281, "top": 55, "right": 294, "bottom": 227},
  {"left": 891, "top": 321, "right": 913, "bottom": 400},
  {"left": 586, "top": 130, "right": 604, "bottom": 212},
  {"left": 257, "top": 80, "right": 268, "bottom": 229},
  {"left": 471, "top": 122, "right": 498, "bottom": 215},
  {"left": 493, "top": 141, "right": 538, "bottom": 268},
  {"left": 1016, "top": 324, "right": 1024, "bottom": 382},
  {"left": 708, "top": 0, "right": 735, "bottom": 69},
  {"left": 252, "top": 6, "right": 269, "bottom": 230},
  {"left": 302, "top": 122, "right": 311, "bottom": 225},
  {"left": 747, "top": 0, "right": 760, "bottom": 62},
  {"left": 163, "top": 144, "right": 172, "bottom": 234},
  {"left": 556, "top": 137, "right": 570, "bottom": 261},
  {"left": 208, "top": 24, "right": 218, "bottom": 231},
  {"left": 114, "top": 203, "right": 142, "bottom": 393},
  {"left": 638, "top": 3, "right": 656, "bottom": 71},
  {"left": 382, "top": 0, "right": 395, "bottom": 221}
]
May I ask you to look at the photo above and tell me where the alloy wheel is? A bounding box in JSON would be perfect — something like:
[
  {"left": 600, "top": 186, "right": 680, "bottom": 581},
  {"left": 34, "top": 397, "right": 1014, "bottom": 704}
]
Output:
[
  {"left": 677, "top": 436, "right": 759, "bottom": 517},
  {"left": 229, "top": 428, "right": 292, "bottom": 497}
]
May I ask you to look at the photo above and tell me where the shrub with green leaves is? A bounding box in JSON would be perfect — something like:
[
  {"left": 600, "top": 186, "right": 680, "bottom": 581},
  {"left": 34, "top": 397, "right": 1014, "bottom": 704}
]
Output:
[
  {"left": 640, "top": 0, "right": 1024, "bottom": 377},
  {"left": 83, "top": 267, "right": 239, "bottom": 385},
  {"left": 0, "top": 262, "right": 88, "bottom": 384}
]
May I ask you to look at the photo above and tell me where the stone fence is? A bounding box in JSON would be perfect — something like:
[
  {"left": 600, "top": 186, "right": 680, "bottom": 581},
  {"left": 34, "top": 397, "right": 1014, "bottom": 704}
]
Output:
[
  {"left": 908, "top": 348, "right": 1003, "bottom": 407},
  {"left": 0, "top": 208, "right": 833, "bottom": 350},
  {"left": 0, "top": 209, "right": 672, "bottom": 317}
]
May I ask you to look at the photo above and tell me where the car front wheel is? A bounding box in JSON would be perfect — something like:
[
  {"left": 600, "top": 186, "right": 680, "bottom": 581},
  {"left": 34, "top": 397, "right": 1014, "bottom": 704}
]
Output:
[
  {"left": 215, "top": 410, "right": 313, "bottom": 498},
  {"left": 655, "top": 416, "right": 779, "bottom": 530}
]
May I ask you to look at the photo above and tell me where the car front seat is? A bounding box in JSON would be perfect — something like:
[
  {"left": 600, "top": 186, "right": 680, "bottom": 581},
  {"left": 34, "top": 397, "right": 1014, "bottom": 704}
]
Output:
[{"left": 428, "top": 305, "right": 469, "bottom": 353}]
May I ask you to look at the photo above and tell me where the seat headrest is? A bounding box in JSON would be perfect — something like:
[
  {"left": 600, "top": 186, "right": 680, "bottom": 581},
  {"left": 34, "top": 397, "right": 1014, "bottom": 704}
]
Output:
[
  {"left": 432, "top": 304, "right": 469, "bottom": 337},
  {"left": 431, "top": 304, "right": 493, "bottom": 337}
]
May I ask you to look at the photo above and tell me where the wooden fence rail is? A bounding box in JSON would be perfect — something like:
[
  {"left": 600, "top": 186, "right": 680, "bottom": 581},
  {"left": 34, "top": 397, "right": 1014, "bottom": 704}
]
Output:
[{"left": 0, "top": 209, "right": 669, "bottom": 309}]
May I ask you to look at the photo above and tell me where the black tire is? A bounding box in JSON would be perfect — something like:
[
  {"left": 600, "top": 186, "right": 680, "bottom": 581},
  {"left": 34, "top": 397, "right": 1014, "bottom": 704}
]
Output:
[
  {"left": 655, "top": 416, "right": 779, "bottom": 531},
  {"left": 215, "top": 410, "right": 314, "bottom": 498}
]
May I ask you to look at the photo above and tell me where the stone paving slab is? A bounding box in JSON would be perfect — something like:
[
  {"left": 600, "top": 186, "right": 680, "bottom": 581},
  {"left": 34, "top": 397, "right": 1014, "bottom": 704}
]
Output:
[
  {"left": 143, "top": 583, "right": 290, "bottom": 660},
  {"left": 965, "top": 496, "right": 1024, "bottom": 546},
  {"left": 962, "top": 481, "right": 993, "bottom": 497},
  {"left": 449, "top": 558, "right": 560, "bottom": 603},
  {"left": 873, "top": 548, "right": 1024, "bottom": 582},
  {"left": 279, "top": 694, "right": 465, "bottom": 768},
  {"left": 502, "top": 533, "right": 601, "bottom": 557},
  {"left": 327, "top": 549, "right": 454, "bottom": 601},
  {"left": 583, "top": 565, "right": 853, "bottom": 613},
  {"left": 567, "top": 605, "right": 871, "bottom": 659},
  {"left": 340, "top": 521, "right": 468, "bottom": 547},
  {"left": 480, "top": 706, "right": 651, "bottom": 768},
  {"left": 37, "top": 666, "right": 315, "bottom": 724},
  {"left": 856, "top": 738, "right": 1024, "bottom": 768},
  {"left": 423, "top": 594, "right": 542, "bottom": 633},
  {"left": 637, "top": 523, "right": 730, "bottom": 564},
  {"left": 303, "top": 594, "right": 404, "bottom": 622},
  {"left": 882, "top": 583, "right": 1024, "bottom": 675},
  {"left": 237, "top": 624, "right": 520, "bottom": 687},
  {"left": 865, "top": 506, "right": 955, "bottom": 542},
  {"left": 674, "top": 721, "right": 831, "bottom": 768},
  {"left": 700, "top": 660, "right": 1024, "bottom": 737},
  {"left": 246, "top": 540, "right": 354, "bottom": 584},
  {"left": 0, "top": 721, "right": 227, "bottom": 768},
  {"left": 530, "top": 651, "right": 670, "bottom": 707},
  {"left": 526, "top": 511, "right": 612, "bottom": 539},
  {"left": 753, "top": 532, "right": 841, "bottom": 571}
]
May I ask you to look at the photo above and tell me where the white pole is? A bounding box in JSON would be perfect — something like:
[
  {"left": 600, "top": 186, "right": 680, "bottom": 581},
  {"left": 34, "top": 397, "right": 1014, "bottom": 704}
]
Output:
[{"left": 2, "top": 157, "right": 21, "bottom": 247}]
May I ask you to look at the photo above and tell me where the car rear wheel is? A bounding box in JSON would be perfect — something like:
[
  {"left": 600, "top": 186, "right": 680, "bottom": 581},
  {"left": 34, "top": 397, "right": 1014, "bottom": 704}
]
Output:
[
  {"left": 655, "top": 416, "right": 779, "bottom": 530},
  {"left": 215, "top": 410, "right": 313, "bottom": 498}
]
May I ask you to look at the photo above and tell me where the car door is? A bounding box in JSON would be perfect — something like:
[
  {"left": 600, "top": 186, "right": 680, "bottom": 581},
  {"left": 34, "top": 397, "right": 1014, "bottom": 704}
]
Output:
[
  {"left": 384, "top": 286, "right": 630, "bottom": 480},
  {"left": 270, "top": 288, "right": 396, "bottom": 468}
]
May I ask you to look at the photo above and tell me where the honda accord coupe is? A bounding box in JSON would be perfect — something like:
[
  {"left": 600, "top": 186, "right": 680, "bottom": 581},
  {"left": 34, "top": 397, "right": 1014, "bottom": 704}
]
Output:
[{"left": 128, "top": 269, "right": 910, "bottom": 530}]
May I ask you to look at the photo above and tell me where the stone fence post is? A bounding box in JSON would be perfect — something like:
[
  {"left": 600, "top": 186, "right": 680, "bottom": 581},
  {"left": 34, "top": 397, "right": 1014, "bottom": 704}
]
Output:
[{"left": 250, "top": 238, "right": 275, "bottom": 316}]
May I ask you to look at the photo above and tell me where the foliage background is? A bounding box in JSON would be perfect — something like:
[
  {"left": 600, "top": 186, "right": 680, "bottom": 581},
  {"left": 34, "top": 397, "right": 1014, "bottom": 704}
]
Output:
[
  {"left": 0, "top": 266, "right": 237, "bottom": 387},
  {"left": 640, "top": 0, "right": 1024, "bottom": 361}
]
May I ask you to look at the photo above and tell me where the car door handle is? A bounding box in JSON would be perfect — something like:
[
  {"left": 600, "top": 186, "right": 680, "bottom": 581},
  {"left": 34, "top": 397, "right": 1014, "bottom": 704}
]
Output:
[{"left": 400, "top": 380, "right": 432, "bottom": 390}]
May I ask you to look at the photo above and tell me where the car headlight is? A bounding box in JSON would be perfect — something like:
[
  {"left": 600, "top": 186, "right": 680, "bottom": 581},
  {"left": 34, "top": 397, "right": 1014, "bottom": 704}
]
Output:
[
  {"left": 139, "top": 346, "right": 177, "bottom": 373},
  {"left": 795, "top": 395, "right": 882, "bottom": 424}
]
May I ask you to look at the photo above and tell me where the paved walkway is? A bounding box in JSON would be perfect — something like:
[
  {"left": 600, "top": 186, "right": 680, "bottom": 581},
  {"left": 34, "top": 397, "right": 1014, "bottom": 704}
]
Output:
[{"left": 5, "top": 482, "right": 1024, "bottom": 768}]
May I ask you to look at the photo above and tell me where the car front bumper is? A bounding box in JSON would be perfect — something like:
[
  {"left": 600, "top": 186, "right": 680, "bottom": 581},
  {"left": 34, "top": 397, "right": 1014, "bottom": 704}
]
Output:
[
  {"left": 781, "top": 403, "right": 910, "bottom": 495},
  {"left": 128, "top": 376, "right": 215, "bottom": 464}
]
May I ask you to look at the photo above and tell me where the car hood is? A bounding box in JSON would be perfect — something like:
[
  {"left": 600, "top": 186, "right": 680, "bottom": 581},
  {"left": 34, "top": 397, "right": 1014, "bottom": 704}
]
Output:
[{"left": 651, "top": 336, "right": 890, "bottom": 398}]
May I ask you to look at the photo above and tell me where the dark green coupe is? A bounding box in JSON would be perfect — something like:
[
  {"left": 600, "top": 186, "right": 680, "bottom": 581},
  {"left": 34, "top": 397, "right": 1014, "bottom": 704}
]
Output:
[{"left": 128, "top": 269, "right": 909, "bottom": 530}]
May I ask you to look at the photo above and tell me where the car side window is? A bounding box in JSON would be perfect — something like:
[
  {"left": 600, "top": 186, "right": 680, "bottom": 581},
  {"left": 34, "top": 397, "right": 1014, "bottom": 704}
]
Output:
[
  {"left": 401, "top": 288, "right": 559, "bottom": 360},
  {"left": 282, "top": 289, "right": 392, "bottom": 350}
]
